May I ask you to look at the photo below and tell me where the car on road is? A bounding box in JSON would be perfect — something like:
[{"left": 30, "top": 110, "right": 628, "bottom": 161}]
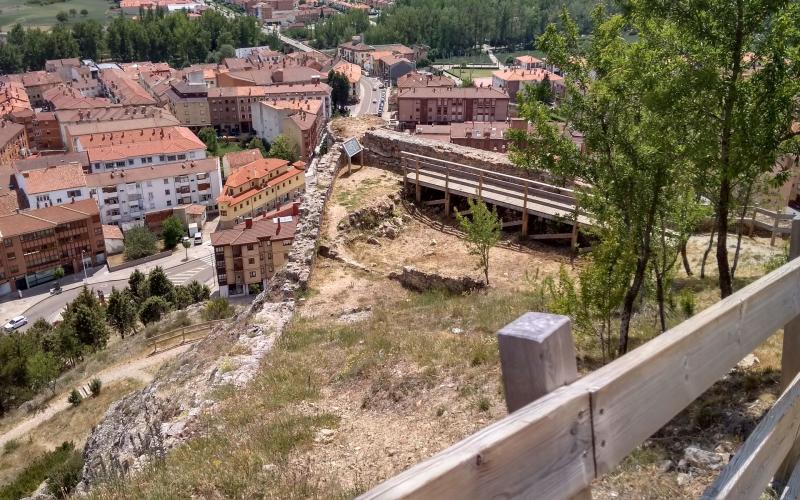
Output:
[
  {"left": 372, "top": 99, "right": 377, "bottom": 104},
  {"left": 49, "top": 286, "right": 62, "bottom": 295},
  {"left": 4, "top": 315, "right": 27, "bottom": 331},
  {"left": 194, "top": 233, "right": 203, "bottom": 245}
]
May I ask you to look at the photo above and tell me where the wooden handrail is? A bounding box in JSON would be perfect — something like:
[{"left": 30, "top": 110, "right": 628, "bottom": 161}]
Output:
[{"left": 361, "top": 245, "right": 800, "bottom": 499}]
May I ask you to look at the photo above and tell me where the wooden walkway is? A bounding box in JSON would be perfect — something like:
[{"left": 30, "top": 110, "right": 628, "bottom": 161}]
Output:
[{"left": 401, "top": 152, "right": 590, "bottom": 244}]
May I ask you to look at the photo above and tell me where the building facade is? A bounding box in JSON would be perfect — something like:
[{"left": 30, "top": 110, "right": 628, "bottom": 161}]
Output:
[{"left": 396, "top": 86, "right": 510, "bottom": 129}]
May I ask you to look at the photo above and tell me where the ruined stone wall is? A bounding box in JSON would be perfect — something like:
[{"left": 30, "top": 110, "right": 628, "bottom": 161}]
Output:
[
  {"left": 78, "top": 144, "right": 347, "bottom": 491},
  {"left": 361, "top": 128, "right": 553, "bottom": 183}
]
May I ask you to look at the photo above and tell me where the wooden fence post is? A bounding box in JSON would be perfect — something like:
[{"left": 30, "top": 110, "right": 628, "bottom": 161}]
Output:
[
  {"left": 771, "top": 208, "right": 782, "bottom": 246},
  {"left": 497, "top": 312, "right": 591, "bottom": 499},
  {"left": 777, "top": 217, "right": 800, "bottom": 488},
  {"left": 521, "top": 185, "right": 529, "bottom": 239},
  {"left": 415, "top": 159, "right": 421, "bottom": 203}
]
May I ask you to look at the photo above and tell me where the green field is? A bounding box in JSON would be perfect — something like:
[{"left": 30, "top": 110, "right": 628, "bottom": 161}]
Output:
[
  {"left": 494, "top": 50, "right": 548, "bottom": 64},
  {"left": 446, "top": 67, "right": 498, "bottom": 80},
  {"left": 434, "top": 53, "right": 493, "bottom": 65},
  {"left": 0, "top": 0, "right": 117, "bottom": 31}
]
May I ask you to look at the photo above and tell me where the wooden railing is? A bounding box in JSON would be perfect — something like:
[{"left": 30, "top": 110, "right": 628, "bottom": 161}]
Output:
[
  {"left": 746, "top": 206, "right": 796, "bottom": 245},
  {"left": 361, "top": 221, "right": 800, "bottom": 499},
  {"left": 148, "top": 320, "right": 225, "bottom": 355}
]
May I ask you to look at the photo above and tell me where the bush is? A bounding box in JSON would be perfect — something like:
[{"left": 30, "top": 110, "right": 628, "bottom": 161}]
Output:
[
  {"left": 46, "top": 449, "right": 83, "bottom": 498},
  {"left": 679, "top": 290, "right": 696, "bottom": 318},
  {"left": 161, "top": 216, "right": 186, "bottom": 250},
  {"left": 139, "top": 296, "right": 171, "bottom": 325},
  {"left": 67, "top": 389, "right": 82, "bottom": 407},
  {"left": 88, "top": 378, "right": 102, "bottom": 397},
  {"left": 0, "top": 442, "right": 76, "bottom": 499},
  {"left": 123, "top": 226, "right": 158, "bottom": 261},
  {"left": 248, "top": 283, "right": 262, "bottom": 295},
  {"left": 202, "top": 298, "right": 234, "bottom": 321},
  {"left": 3, "top": 439, "right": 19, "bottom": 455},
  {"left": 174, "top": 285, "right": 193, "bottom": 309},
  {"left": 186, "top": 280, "right": 211, "bottom": 303}
]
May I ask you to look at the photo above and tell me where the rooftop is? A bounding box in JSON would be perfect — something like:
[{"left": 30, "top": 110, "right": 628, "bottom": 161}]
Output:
[
  {"left": 76, "top": 126, "right": 205, "bottom": 162},
  {"left": 86, "top": 158, "right": 218, "bottom": 186},
  {"left": 207, "top": 82, "right": 332, "bottom": 98},
  {"left": 211, "top": 213, "right": 297, "bottom": 246},
  {"left": 100, "top": 68, "right": 158, "bottom": 106},
  {"left": 14, "top": 152, "right": 91, "bottom": 172},
  {"left": 492, "top": 68, "right": 563, "bottom": 83},
  {"left": 396, "top": 72, "right": 453, "bottom": 89},
  {"left": 19, "top": 162, "right": 87, "bottom": 195},
  {"left": 224, "top": 149, "right": 263, "bottom": 171},
  {"left": 332, "top": 60, "right": 361, "bottom": 84},
  {"left": 102, "top": 224, "right": 124, "bottom": 240},
  {"left": 0, "top": 199, "right": 99, "bottom": 238},
  {"left": 0, "top": 121, "right": 25, "bottom": 148},
  {"left": 223, "top": 158, "right": 291, "bottom": 188},
  {"left": 398, "top": 86, "right": 509, "bottom": 99}
]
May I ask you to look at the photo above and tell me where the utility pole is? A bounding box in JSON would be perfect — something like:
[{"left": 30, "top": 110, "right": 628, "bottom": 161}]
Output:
[{"left": 81, "top": 250, "right": 88, "bottom": 282}]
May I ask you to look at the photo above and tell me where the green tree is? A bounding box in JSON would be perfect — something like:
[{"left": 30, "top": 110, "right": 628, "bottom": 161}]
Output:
[
  {"left": 533, "top": 73, "right": 553, "bottom": 105},
  {"left": 80, "top": 8, "right": 88, "bottom": 16},
  {"left": 88, "top": 378, "right": 102, "bottom": 396},
  {"left": 26, "top": 351, "right": 59, "bottom": 395},
  {"left": 186, "top": 280, "right": 211, "bottom": 303},
  {"left": 53, "top": 267, "right": 65, "bottom": 287},
  {"left": 246, "top": 137, "right": 267, "bottom": 156},
  {"left": 67, "top": 389, "right": 82, "bottom": 407},
  {"left": 161, "top": 215, "right": 185, "bottom": 250},
  {"left": 147, "top": 266, "right": 175, "bottom": 304},
  {"left": 56, "top": 11, "right": 69, "bottom": 24},
  {"left": 635, "top": 0, "right": 800, "bottom": 298},
  {"left": 124, "top": 226, "right": 158, "bottom": 260},
  {"left": 454, "top": 198, "right": 501, "bottom": 285},
  {"left": 139, "top": 296, "right": 171, "bottom": 325},
  {"left": 217, "top": 43, "right": 236, "bottom": 60},
  {"left": 201, "top": 298, "right": 234, "bottom": 321},
  {"left": 328, "top": 69, "right": 351, "bottom": 110},
  {"left": 181, "top": 238, "right": 191, "bottom": 261},
  {"left": 68, "top": 8, "right": 77, "bottom": 17},
  {"left": 198, "top": 127, "right": 219, "bottom": 153},
  {"left": 128, "top": 269, "right": 149, "bottom": 303},
  {"left": 510, "top": 8, "right": 701, "bottom": 355},
  {"left": 174, "top": 286, "right": 192, "bottom": 309},
  {"left": 106, "top": 288, "right": 138, "bottom": 339},
  {"left": 0, "top": 43, "right": 23, "bottom": 74},
  {"left": 268, "top": 135, "right": 299, "bottom": 163},
  {"left": 62, "top": 287, "right": 109, "bottom": 350}
]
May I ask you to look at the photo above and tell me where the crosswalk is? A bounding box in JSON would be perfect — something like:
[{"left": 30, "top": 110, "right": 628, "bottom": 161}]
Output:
[{"left": 168, "top": 255, "right": 214, "bottom": 286}]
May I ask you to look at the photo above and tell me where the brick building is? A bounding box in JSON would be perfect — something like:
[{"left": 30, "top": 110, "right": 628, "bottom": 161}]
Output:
[{"left": 396, "top": 86, "right": 510, "bottom": 129}]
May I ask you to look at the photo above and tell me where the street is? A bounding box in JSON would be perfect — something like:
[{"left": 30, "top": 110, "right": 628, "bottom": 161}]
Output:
[{"left": 351, "top": 75, "right": 387, "bottom": 116}]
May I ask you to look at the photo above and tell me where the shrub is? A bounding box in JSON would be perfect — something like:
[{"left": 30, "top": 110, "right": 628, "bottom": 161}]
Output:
[
  {"left": 123, "top": 226, "right": 158, "bottom": 261},
  {"left": 0, "top": 442, "right": 76, "bottom": 499},
  {"left": 202, "top": 298, "right": 234, "bottom": 321},
  {"left": 679, "top": 290, "right": 696, "bottom": 318},
  {"left": 88, "top": 378, "right": 102, "bottom": 397},
  {"left": 248, "top": 283, "right": 262, "bottom": 295},
  {"left": 186, "top": 280, "right": 211, "bottom": 303},
  {"left": 3, "top": 439, "right": 19, "bottom": 455},
  {"left": 139, "top": 296, "right": 171, "bottom": 325},
  {"left": 67, "top": 389, "right": 82, "bottom": 407},
  {"left": 46, "top": 449, "right": 83, "bottom": 498},
  {"left": 174, "top": 285, "right": 193, "bottom": 310},
  {"left": 161, "top": 216, "right": 186, "bottom": 250}
]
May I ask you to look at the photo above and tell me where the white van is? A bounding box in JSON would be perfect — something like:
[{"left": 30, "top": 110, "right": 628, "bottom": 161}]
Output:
[{"left": 194, "top": 232, "right": 203, "bottom": 245}]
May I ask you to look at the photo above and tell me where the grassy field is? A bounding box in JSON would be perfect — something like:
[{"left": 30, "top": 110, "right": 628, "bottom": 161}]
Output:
[
  {"left": 434, "top": 53, "right": 492, "bottom": 66},
  {"left": 445, "top": 67, "right": 497, "bottom": 80},
  {"left": 0, "top": 0, "right": 116, "bottom": 31},
  {"left": 494, "top": 50, "right": 547, "bottom": 64}
]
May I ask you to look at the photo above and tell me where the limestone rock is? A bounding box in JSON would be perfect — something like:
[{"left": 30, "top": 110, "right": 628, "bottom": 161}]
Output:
[{"left": 388, "top": 266, "right": 485, "bottom": 294}]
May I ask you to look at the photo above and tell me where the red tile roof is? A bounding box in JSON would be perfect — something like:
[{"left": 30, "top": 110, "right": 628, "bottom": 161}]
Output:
[
  {"left": 211, "top": 214, "right": 297, "bottom": 246},
  {"left": 223, "top": 158, "right": 290, "bottom": 188},
  {"left": 19, "top": 163, "right": 87, "bottom": 195},
  {"left": 85, "top": 158, "right": 218, "bottom": 186},
  {"left": 102, "top": 224, "right": 124, "bottom": 240},
  {"left": 224, "top": 149, "right": 263, "bottom": 171},
  {"left": 77, "top": 126, "right": 205, "bottom": 162},
  {"left": 0, "top": 199, "right": 99, "bottom": 238}
]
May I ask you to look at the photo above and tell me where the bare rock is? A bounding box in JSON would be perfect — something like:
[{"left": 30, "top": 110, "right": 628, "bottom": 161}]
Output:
[
  {"left": 677, "top": 473, "right": 692, "bottom": 487},
  {"left": 388, "top": 266, "right": 485, "bottom": 294},
  {"left": 684, "top": 445, "right": 725, "bottom": 470},
  {"left": 737, "top": 354, "right": 760, "bottom": 369}
]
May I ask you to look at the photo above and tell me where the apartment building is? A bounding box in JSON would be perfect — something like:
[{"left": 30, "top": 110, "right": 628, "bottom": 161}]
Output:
[
  {"left": 15, "top": 162, "right": 88, "bottom": 209},
  {"left": 221, "top": 149, "right": 263, "bottom": 179},
  {"left": 0, "top": 199, "right": 105, "bottom": 293},
  {"left": 99, "top": 69, "right": 158, "bottom": 107},
  {"left": 0, "top": 121, "right": 29, "bottom": 165},
  {"left": 207, "top": 83, "right": 331, "bottom": 135},
  {"left": 333, "top": 60, "right": 361, "bottom": 99},
  {"left": 396, "top": 72, "right": 453, "bottom": 90},
  {"left": 73, "top": 126, "right": 207, "bottom": 173},
  {"left": 26, "top": 112, "right": 64, "bottom": 151},
  {"left": 0, "top": 80, "right": 32, "bottom": 119},
  {"left": 396, "top": 86, "right": 510, "bottom": 129},
  {"left": 19, "top": 71, "right": 64, "bottom": 107},
  {"left": 491, "top": 68, "right": 565, "bottom": 101},
  {"left": 217, "top": 157, "right": 305, "bottom": 228},
  {"left": 41, "top": 85, "right": 113, "bottom": 111},
  {"left": 57, "top": 106, "right": 180, "bottom": 151},
  {"left": 165, "top": 80, "right": 211, "bottom": 130},
  {"left": 211, "top": 210, "right": 297, "bottom": 296},
  {"left": 86, "top": 158, "right": 222, "bottom": 225},
  {"left": 337, "top": 39, "right": 376, "bottom": 67},
  {"left": 250, "top": 98, "right": 324, "bottom": 161}
]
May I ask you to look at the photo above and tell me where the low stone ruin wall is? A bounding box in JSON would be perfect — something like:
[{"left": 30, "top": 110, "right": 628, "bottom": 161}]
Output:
[
  {"left": 388, "top": 266, "right": 486, "bottom": 294},
  {"left": 360, "top": 127, "right": 553, "bottom": 183},
  {"left": 78, "top": 144, "right": 347, "bottom": 491}
]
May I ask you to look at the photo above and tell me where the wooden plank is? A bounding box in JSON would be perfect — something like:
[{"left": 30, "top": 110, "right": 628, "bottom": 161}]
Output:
[
  {"left": 702, "top": 372, "right": 800, "bottom": 499},
  {"left": 357, "top": 386, "right": 594, "bottom": 500},
  {"left": 497, "top": 313, "right": 578, "bottom": 412},
  {"left": 502, "top": 219, "right": 523, "bottom": 228},
  {"left": 530, "top": 233, "right": 575, "bottom": 241},
  {"left": 423, "top": 199, "right": 446, "bottom": 206},
  {"left": 779, "top": 461, "right": 800, "bottom": 500},
  {"left": 778, "top": 219, "right": 800, "bottom": 486},
  {"left": 579, "top": 257, "right": 800, "bottom": 475}
]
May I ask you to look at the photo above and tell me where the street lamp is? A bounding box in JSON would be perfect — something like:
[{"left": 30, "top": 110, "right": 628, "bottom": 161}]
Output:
[{"left": 81, "top": 249, "right": 88, "bottom": 282}]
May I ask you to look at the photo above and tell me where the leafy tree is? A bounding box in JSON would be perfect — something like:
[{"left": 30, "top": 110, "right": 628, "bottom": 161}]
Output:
[
  {"left": 161, "top": 215, "right": 185, "bottom": 250},
  {"left": 218, "top": 43, "right": 236, "bottom": 60},
  {"left": 174, "top": 286, "right": 192, "bottom": 310},
  {"left": 198, "top": 127, "right": 218, "bottom": 153},
  {"left": 460, "top": 74, "right": 474, "bottom": 88},
  {"left": 186, "top": 280, "right": 211, "bottom": 303},
  {"left": 47, "top": 447, "right": 84, "bottom": 498},
  {"left": 124, "top": 226, "right": 158, "bottom": 260},
  {"left": 510, "top": 8, "right": 701, "bottom": 355},
  {"left": 80, "top": 8, "right": 88, "bottom": 16},
  {"left": 532, "top": 73, "right": 553, "bottom": 105},
  {"left": 147, "top": 266, "right": 175, "bottom": 304},
  {"left": 246, "top": 137, "right": 267, "bottom": 156},
  {"left": 67, "top": 389, "right": 82, "bottom": 407},
  {"left": 62, "top": 287, "right": 108, "bottom": 350},
  {"left": 128, "top": 269, "right": 149, "bottom": 303},
  {"left": 328, "top": 69, "right": 351, "bottom": 110},
  {"left": 635, "top": 0, "right": 800, "bottom": 298},
  {"left": 26, "top": 351, "right": 59, "bottom": 395},
  {"left": 454, "top": 198, "right": 501, "bottom": 285},
  {"left": 88, "top": 378, "right": 102, "bottom": 397},
  {"left": 201, "top": 298, "right": 234, "bottom": 321},
  {"left": 268, "top": 135, "right": 299, "bottom": 163},
  {"left": 0, "top": 43, "right": 23, "bottom": 74},
  {"left": 106, "top": 288, "right": 138, "bottom": 339},
  {"left": 53, "top": 267, "right": 65, "bottom": 287},
  {"left": 181, "top": 238, "right": 191, "bottom": 261},
  {"left": 56, "top": 11, "right": 69, "bottom": 24},
  {"left": 139, "top": 296, "right": 171, "bottom": 325},
  {"left": 68, "top": 8, "right": 77, "bottom": 17}
]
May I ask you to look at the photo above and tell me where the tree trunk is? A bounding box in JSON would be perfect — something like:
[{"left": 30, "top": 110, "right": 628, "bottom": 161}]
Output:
[
  {"left": 701, "top": 226, "right": 716, "bottom": 279},
  {"left": 731, "top": 182, "right": 754, "bottom": 279},
  {"left": 618, "top": 252, "right": 649, "bottom": 356},
  {"left": 680, "top": 240, "right": 692, "bottom": 276},
  {"left": 716, "top": 176, "right": 733, "bottom": 297},
  {"left": 655, "top": 273, "right": 667, "bottom": 333}
]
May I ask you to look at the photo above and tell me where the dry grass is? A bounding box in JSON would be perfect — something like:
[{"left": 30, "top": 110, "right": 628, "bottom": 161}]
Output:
[{"left": 0, "top": 379, "right": 142, "bottom": 487}]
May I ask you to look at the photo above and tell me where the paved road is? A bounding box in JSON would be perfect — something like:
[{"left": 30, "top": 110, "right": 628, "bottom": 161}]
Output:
[
  {"left": 351, "top": 76, "right": 386, "bottom": 116},
  {"left": 483, "top": 44, "right": 504, "bottom": 69},
  {"left": 275, "top": 31, "right": 317, "bottom": 53},
  {"left": 16, "top": 257, "right": 214, "bottom": 331}
]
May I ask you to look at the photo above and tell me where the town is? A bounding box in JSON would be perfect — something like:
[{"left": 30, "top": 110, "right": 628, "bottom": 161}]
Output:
[{"left": 1, "top": 0, "right": 800, "bottom": 499}]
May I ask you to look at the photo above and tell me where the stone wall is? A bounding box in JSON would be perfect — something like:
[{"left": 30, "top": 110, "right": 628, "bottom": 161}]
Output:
[
  {"left": 78, "top": 144, "right": 347, "bottom": 491},
  {"left": 361, "top": 128, "right": 553, "bottom": 183}
]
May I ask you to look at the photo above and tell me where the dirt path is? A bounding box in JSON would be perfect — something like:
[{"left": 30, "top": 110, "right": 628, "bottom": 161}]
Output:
[{"left": 0, "top": 345, "right": 190, "bottom": 449}]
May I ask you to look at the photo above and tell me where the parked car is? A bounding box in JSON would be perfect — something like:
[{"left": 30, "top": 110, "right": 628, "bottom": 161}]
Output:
[
  {"left": 49, "top": 286, "right": 62, "bottom": 295},
  {"left": 4, "top": 315, "right": 27, "bottom": 331},
  {"left": 194, "top": 233, "right": 203, "bottom": 245}
]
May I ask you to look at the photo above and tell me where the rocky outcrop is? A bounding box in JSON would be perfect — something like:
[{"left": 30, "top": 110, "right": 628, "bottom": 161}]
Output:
[
  {"left": 78, "top": 145, "right": 346, "bottom": 491},
  {"left": 337, "top": 193, "right": 405, "bottom": 240},
  {"left": 388, "top": 266, "right": 486, "bottom": 294},
  {"left": 361, "top": 128, "right": 554, "bottom": 183}
]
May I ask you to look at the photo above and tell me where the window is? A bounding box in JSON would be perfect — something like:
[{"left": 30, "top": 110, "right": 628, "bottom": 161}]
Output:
[
  {"left": 146, "top": 181, "right": 152, "bottom": 187},
  {"left": 116, "top": 161, "right": 125, "bottom": 167},
  {"left": 94, "top": 227, "right": 102, "bottom": 235},
  {"left": 177, "top": 154, "right": 186, "bottom": 160},
  {"left": 164, "top": 179, "right": 169, "bottom": 184},
  {"left": 247, "top": 244, "right": 253, "bottom": 251},
  {"left": 248, "top": 258, "right": 254, "bottom": 264},
  {"left": 250, "top": 271, "right": 257, "bottom": 278},
  {"left": 167, "top": 155, "right": 177, "bottom": 162},
  {"left": 166, "top": 200, "right": 172, "bottom": 206},
  {"left": 165, "top": 190, "right": 171, "bottom": 195},
  {"left": 67, "top": 190, "right": 82, "bottom": 198},
  {"left": 128, "top": 159, "right": 135, "bottom": 165},
  {"left": 4, "top": 239, "right": 12, "bottom": 247}
]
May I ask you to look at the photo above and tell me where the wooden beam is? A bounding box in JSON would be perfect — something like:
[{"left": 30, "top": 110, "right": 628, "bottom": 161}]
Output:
[
  {"left": 415, "top": 159, "right": 421, "bottom": 203},
  {"left": 444, "top": 191, "right": 450, "bottom": 216},
  {"left": 702, "top": 372, "right": 800, "bottom": 499},
  {"left": 780, "top": 461, "right": 800, "bottom": 500},
  {"left": 530, "top": 232, "right": 574, "bottom": 241},
  {"left": 578, "top": 257, "right": 800, "bottom": 475},
  {"left": 497, "top": 313, "right": 579, "bottom": 412},
  {"left": 357, "top": 386, "right": 594, "bottom": 500},
  {"left": 502, "top": 219, "right": 523, "bottom": 228},
  {"left": 423, "top": 199, "right": 446, "bottom": 206}
]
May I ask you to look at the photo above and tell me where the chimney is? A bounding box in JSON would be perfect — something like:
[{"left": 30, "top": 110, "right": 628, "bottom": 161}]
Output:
[{"left": 245, "top": 217, "right": 253, "bottom": 229}]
